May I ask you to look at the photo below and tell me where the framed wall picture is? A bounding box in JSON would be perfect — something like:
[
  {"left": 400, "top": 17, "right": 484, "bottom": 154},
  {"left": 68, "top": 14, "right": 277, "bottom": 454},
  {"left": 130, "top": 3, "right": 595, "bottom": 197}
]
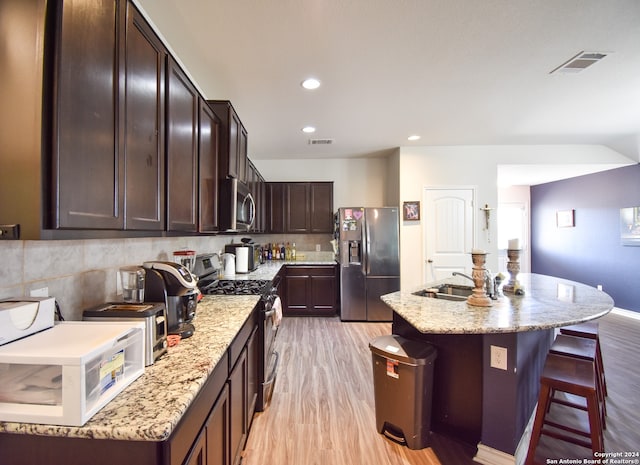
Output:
[
  {"left": 620, "top": 206, "right": 640, "bottom": 246},
  {"left": 556, "top": 209, "right": 574, "bottom": 228},
  {"left": 403, "top": 201, "right": 420, "bottom": 221}
]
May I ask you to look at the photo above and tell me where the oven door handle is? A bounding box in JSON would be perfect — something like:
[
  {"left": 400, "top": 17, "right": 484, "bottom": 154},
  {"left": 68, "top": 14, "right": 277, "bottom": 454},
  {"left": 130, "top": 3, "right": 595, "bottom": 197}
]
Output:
[{"left": 263, "top": 350, "right": 280, "bottom": 386}]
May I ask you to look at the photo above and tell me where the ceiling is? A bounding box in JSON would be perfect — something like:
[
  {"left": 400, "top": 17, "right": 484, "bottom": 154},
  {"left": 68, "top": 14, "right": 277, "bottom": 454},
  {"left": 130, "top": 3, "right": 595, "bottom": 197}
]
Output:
[{"left": 136, "top": 0, "right": 640, "bottom": 184}]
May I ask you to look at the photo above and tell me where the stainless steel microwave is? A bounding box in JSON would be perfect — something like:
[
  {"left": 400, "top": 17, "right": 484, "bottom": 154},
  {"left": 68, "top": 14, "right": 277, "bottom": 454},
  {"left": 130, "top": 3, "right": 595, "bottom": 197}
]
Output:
[{"left": 220, "top": 178, "right": 255, "bottom": 231}]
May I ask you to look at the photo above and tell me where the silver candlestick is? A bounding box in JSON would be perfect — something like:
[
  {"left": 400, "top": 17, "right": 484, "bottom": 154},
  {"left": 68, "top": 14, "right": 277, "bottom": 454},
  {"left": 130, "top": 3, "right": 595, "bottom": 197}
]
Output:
[
  {"left": 503, "top": 248, "right": 522, "bottom": 294},
  {"left": 467, "top": 251, "right": 492, "bottom": 307}
]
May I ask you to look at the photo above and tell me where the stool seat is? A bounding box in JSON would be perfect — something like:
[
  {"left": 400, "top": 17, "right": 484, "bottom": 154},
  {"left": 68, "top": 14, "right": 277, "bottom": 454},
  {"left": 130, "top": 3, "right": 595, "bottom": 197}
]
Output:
[
  {"left": 560, "top": 322, "right": 608, "bottom": 397},
  {"left": 525, "top": 353, "right": 604, "bottom": 464},
  {"left": 550, "top": 333, "right": 607, "bottom": 428}
]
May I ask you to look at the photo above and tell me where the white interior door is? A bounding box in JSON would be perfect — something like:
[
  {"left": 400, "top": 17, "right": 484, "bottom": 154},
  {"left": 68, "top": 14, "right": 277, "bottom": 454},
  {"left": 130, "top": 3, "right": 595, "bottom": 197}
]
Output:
[{"left": 424, "top": 188, "right": 475, "bottom": 282}]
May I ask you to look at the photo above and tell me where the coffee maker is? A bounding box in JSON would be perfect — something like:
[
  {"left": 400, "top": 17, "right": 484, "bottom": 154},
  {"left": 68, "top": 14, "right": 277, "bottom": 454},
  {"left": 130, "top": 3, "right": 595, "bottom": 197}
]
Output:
[{"left": 143, "top": 261, "right": 198, "bottom": 338}]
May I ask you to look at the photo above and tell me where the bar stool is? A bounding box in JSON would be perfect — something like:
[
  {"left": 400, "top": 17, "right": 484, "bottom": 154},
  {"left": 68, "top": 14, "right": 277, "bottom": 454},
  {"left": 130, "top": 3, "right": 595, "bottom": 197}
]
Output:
[
  {"left": 549, "top": 334, "right": 606, "bottom": 429},
  {"left": 560, "top": 322, "right": 607, "bottom": 397},
  {"left": 525, "top": 353, "right": 604, "bottom": 464}
]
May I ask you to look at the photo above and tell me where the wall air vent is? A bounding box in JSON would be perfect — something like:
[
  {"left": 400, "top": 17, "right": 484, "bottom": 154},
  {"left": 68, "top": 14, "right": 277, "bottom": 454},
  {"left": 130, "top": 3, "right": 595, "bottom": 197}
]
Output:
[
  {"left": 550, "top": 51, "right": 609, "bottom": 74},
  {"left": 308, "top": 138, "right": 334, "bottom": 145}
]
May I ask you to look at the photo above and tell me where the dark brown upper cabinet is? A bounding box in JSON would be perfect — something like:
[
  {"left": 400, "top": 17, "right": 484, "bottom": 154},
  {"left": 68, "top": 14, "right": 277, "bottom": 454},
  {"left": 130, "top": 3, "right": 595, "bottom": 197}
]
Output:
[
  {"left": 166, "top": 57, "right": 198, "bottom": 232},
  {"left": 206, "top": 100, "right": 248, "bottom": 183},
  {"left": 51, "top": 0, "right": 166, "bottom": 231},
  {"left": 267, "top": 182, "right": 334, "bottom": 234},
  {"left": 267, "top": 182, "right": 286, "bottom": 233},
  {"left": 198, "top": 99, "right": 220, "bottom": 233},
  {"left": 309, "top": 182, "right": 334, "bottom": 233},
  {"left": 124, "top": 3, "right": 166, "bottom": 230},
  {"left": 286, "top": 183, "right": 310, "bottom": 233},
  {"left": 51, "top": 0, "right": 126, "bottom": 229}
]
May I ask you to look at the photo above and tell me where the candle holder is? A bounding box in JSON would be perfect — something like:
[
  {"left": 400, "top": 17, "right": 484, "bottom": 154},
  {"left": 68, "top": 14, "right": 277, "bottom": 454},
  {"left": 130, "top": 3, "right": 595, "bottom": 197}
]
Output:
[
  {"left": 467, "top": 252, "right": 492, "bottom": 307},
  {"left": 503, "top": 248, "right": 522, "bottom": 294}
]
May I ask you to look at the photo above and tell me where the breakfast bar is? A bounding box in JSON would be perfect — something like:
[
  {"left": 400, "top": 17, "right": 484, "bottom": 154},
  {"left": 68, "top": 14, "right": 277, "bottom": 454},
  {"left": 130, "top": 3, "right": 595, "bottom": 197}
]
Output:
[{"left": 381, "top": 273, "right": 614, "bottom": 463}]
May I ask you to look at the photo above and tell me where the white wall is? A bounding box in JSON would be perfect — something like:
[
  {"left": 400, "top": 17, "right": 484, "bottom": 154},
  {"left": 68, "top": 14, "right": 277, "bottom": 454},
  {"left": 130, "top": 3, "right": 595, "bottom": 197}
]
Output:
[{"left": 397, "top": 144, "right": 635, "bottom": 290}]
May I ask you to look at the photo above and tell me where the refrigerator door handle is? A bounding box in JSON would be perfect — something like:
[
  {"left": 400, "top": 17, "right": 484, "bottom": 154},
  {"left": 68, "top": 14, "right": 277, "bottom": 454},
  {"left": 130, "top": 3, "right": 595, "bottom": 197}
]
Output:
[{"left": 363, "top": 215, "right": 370, "bottom": 275}]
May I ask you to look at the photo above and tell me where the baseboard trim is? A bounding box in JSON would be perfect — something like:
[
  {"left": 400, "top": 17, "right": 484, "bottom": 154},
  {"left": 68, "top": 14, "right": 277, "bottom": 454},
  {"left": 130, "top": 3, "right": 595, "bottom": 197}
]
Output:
[
  {"left": 612, "top": 307, "right": 640, "bottom": 320},
  {"left": 473, "top": 443, "right": 516, "bottom": 465}
]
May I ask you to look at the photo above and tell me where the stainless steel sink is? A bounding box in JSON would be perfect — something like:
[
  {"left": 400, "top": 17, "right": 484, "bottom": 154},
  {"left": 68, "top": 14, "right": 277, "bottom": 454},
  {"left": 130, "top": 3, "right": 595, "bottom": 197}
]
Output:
[{"left": 412, "top": 284, "right": 474, "bottom": 301}]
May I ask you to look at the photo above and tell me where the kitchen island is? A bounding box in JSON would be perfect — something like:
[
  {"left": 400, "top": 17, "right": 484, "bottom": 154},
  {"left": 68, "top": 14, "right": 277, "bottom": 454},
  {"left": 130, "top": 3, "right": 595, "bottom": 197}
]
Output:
[
  {"left": 0, "top": 294, "right": 259, "bottom": 465},
  {"left": 381, "top": 273, "right": 614, "bottom": 464}
]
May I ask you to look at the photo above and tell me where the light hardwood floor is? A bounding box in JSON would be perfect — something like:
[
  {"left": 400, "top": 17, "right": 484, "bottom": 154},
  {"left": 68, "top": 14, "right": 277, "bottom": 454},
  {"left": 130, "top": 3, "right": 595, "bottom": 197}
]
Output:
[{"left": 243, "top": 312, "right": 640, "bottom": 464}]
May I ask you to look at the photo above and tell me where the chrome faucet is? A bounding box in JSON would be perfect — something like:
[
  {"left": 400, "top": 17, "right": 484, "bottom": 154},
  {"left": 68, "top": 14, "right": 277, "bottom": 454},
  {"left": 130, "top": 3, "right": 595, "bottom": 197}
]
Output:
[
  {"left": 452, "top": 271, "right": 474, "bottom": 284},
  {"left": 452, "top": 271, "right": 497, "bottom": 299}
]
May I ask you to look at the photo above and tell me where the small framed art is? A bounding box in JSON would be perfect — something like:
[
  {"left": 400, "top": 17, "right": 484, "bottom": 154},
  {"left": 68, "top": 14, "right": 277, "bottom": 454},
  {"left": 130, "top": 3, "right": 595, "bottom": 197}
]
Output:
[
  {"left": 403, "top": 201, "right": 420, "bottom": 221},
  {"left": 556, "top": 209, "right": 574, "bottom": 228}
]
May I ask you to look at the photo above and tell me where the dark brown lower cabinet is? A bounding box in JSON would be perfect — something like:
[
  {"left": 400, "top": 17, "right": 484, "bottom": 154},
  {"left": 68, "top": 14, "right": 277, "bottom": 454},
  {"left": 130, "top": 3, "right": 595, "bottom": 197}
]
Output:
[
  {"left": 284, "top": 265, "right": 338, "bottom": 316},
  {"left": 206, "top": 385, "right": 230, "bottom": 465},
  {"left": 229, "top": 348, "right": 248, "bottom": 465}
]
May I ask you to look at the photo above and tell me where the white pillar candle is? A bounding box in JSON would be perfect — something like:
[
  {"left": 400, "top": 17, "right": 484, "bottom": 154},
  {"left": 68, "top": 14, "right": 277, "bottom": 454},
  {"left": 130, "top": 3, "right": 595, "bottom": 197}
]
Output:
[{"left": 508, "top": 238, "right": 520, "bottom": 250}]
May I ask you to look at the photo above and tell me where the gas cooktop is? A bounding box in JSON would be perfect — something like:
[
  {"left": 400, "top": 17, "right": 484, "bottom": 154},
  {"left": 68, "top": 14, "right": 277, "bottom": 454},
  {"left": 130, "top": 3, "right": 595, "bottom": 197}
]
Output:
[{"left": 200, "top": 279, "right": 270, "bottom": 296}]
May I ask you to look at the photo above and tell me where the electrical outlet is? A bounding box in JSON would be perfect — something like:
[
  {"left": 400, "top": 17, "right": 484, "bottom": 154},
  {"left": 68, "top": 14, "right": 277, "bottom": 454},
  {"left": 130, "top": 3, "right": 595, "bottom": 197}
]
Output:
[
  {"left": 30, "top": 287, "right": 49, "bottom": 298},
  {"left": 597, "top": 284, "right": 603, "bottom": 291},
  {"left": 315, "top": 244, "right": 321, "bottom": 252},
  {"left": 0, "top": 224, "right": 20, "bottom": 240},
  {"left": 490, "top": 345, "right": 508, "bottom": 370}
]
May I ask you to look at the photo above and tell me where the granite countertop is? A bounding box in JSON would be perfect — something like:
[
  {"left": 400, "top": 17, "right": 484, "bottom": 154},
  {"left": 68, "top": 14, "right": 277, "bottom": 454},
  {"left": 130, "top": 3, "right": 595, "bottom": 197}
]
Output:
[
  {"left": 382, "top": 273, "right": 614, "bottom": 334},
  {"left": 0, "top": 295, "right": 260, "bottom": 441}
]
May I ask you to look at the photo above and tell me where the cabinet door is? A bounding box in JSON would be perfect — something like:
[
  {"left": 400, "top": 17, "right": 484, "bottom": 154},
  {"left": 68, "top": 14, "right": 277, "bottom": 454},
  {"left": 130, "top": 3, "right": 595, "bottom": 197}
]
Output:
[
  {"left": 286, "top": 183, "right": 310, "bottom": 233},
  {"left": 206, "top": 384, "right": 230, "bottom": 465},
  {"left": 237, "top": 125, "right": 248, "bottom": 183},
  {"left": 166, "top": 57, "right": 198, "bottom": 231},
  {"left": 246, "top": 328, "right": 258, "bottom": 428},
  {"left": 310, "top": 182, "right": 334, "bottom": 233},
  {"left": 184, "top": 429, "right": 206, "bottom": 465},
  {"left": 229, "top": 348, "right": 248, "bottom": 465},
  {"left": 267, "top": 183, "right": 286, "bottom": 233},
  {"left": 311, "top": 275, "right": 337, "bottom": 314},
  {"left": 124, "top": 3, "right": 165, "bottom": 230},
  {"left": 52, "top": 0, "right": 125, "bottom": 229},
  {"left": 198, "top": 100, "right": 219, "bottom": 232},
  {"left": 228, "top": 110, "right": 240, "bottom": 180},
  {"left": 284, "top": 267, "right": 311, "bottom": 314}
]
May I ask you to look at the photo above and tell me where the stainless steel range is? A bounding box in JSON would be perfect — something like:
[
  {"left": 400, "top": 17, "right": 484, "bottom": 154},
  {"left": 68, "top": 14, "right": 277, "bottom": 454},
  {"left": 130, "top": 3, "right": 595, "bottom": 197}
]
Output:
[{"left": 194, "top": 254, "right": 281, "bottom": 411}]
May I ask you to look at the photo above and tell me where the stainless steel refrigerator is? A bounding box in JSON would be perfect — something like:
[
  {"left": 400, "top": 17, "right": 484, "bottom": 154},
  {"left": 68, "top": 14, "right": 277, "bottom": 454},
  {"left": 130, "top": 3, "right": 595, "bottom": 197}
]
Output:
[{"left": 337, "top": 207, "right": 400, "bottom": 321}]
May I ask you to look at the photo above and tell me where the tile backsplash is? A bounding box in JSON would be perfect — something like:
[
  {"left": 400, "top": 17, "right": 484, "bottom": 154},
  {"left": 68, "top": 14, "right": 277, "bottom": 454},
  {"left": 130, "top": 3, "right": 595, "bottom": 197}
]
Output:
[{"left": 0, "top": 234, "right": 333, "bottom": 321}]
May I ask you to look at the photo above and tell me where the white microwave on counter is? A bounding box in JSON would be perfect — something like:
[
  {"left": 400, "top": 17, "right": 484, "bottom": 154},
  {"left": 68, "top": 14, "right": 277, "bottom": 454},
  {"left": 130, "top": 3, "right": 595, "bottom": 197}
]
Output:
[{"left": 219, "top": 177, "right": 255, "bottom": 232}]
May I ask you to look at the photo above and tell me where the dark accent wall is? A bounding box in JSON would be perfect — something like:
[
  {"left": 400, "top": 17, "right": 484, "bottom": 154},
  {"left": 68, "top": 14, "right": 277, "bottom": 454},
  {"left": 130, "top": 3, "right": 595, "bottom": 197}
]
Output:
[{"left": 531, "top": 164, "right": 640, "bottom": 312}]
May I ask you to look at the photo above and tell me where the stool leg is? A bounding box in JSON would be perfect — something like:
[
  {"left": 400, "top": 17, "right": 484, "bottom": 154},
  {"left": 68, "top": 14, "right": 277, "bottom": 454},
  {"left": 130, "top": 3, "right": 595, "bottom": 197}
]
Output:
[
  {"left": 586, "top": 390, "right": 604, "bottom": 453},
  {"left": 596, "top": 337, "right": 608, "bottom": 397},
  {"left": 526, "top": 384, "right": 552, "bottom": 465}
]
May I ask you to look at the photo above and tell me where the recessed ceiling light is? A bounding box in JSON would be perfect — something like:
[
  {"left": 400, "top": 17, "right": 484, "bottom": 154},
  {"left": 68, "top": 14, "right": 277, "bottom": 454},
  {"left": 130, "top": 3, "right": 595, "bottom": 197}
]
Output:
[
  {"left": 302, "top": 126, "right": 316, "bottom": 133},
  {"left": 301, "top": 78, "right": 321, "bottom": 90},
  {"left": 408, "top": 135, "right": 421, "bottom": 141}
]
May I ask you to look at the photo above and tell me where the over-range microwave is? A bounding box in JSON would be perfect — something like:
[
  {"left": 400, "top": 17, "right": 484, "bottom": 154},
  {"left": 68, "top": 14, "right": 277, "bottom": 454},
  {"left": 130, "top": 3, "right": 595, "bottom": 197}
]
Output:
[{"left": 220, "top": 177, "right": 255, "bottom": 231}]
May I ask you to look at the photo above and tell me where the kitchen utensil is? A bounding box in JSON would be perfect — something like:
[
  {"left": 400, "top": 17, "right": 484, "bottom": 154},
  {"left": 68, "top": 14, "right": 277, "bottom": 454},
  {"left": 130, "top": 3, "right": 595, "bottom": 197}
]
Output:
[
  {"left": 173, "top": 250, "right": 196, "bottom": 273},
  {"left": 119, "top": 266, "right": 146, "bottom": 303},
  {"left": 222, "top": 253, "right": 235, "bottom": 278},
  {"left": 235, "top": 247, "right": 249, "bottom": 273}
]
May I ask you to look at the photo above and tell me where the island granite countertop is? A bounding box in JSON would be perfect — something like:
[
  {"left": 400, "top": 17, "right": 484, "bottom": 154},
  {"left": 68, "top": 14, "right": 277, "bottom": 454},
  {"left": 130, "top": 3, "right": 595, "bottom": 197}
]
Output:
[
  {"left": 382, "top": 273, "right": 614, "bottom": 334},
  {"left": 0, "top": 294, "right": 259, "bottom": 441}
]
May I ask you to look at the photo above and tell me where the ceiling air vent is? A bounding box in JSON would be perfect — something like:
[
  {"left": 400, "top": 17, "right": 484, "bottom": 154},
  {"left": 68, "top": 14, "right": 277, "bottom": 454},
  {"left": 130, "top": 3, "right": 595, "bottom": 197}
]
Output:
[
  {"left": 308, "top": 138, "right": 334, "bottom": 145},
  {"left": 550, "top": 51, "right": 609, "bottom": 74}
]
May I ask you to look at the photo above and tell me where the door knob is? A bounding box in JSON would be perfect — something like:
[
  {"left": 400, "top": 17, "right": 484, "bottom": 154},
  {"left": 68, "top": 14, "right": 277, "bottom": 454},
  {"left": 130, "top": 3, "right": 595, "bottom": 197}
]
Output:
[{"left": 427, "top": 259, "right": 433, "bottom": 263}]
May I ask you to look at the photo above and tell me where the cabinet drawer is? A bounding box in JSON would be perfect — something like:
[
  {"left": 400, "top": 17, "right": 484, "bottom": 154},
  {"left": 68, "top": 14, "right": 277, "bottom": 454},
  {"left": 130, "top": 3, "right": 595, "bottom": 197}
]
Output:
[{"left": 285, "top": 265, "right": 335, "bottom": 277}]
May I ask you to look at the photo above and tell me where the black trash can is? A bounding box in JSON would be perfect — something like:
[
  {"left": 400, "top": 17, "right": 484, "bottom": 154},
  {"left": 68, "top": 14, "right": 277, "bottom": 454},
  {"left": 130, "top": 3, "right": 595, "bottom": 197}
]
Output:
[{"left": 369, "top": 334, "right": 437, "bottom": 450}]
